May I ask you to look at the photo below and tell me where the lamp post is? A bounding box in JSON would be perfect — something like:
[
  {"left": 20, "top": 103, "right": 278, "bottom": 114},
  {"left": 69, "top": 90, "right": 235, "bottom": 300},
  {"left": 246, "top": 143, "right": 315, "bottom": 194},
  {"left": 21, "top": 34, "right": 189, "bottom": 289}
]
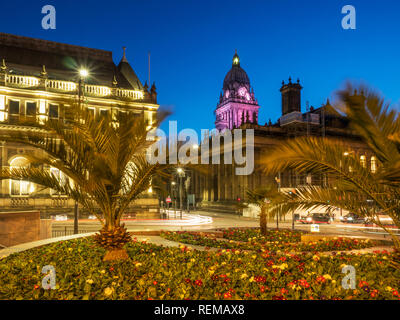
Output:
[
  {"left": 177, "top": 167, "right": 185, "bottom": 219},
  {"left": 275, "top": 172, "right": 281, "bottom": 229},
  {"left": 172, "top": 181, "right": 177, "bottom": 218},
  {"left": 73, "top": 68, "right": 88, "bottom": 234}
]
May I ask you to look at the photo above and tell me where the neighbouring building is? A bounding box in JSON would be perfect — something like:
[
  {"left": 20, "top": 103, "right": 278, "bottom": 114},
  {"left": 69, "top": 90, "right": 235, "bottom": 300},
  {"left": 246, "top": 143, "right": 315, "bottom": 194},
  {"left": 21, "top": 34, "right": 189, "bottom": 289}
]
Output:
[
  {"left": 186, "top": 51, "right": 375, "bottom": 215},
  {"left": 0, "top": 33, "right": 159, "bottom": 218}
]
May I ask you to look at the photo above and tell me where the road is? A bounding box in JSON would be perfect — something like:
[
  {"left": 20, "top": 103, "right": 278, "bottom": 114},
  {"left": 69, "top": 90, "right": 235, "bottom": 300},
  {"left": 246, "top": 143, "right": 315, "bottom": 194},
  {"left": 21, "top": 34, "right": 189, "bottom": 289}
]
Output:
[{"left": 51, "top": 210, "right": 398, "bottom": 243}]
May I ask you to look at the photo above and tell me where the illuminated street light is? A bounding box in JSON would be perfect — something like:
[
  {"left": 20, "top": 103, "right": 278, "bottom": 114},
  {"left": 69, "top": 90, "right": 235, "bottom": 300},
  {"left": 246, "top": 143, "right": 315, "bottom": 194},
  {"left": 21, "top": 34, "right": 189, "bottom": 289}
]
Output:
[{"left": 79, "top": 69, "right": 88, "bottom": 78}]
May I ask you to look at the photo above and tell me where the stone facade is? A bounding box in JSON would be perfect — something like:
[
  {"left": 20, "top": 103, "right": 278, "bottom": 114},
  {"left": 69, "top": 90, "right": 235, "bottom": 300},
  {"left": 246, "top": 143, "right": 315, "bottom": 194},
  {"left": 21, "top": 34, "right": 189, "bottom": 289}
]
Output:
[
  {"left": 0, "top": 211, "right": 40, "bottom": 247},
  {"left": 0, "top": 33, "right": 159, "bottom": 218},
  {"left": 187, "top": 53, "right": 374, "bottom": 215}
]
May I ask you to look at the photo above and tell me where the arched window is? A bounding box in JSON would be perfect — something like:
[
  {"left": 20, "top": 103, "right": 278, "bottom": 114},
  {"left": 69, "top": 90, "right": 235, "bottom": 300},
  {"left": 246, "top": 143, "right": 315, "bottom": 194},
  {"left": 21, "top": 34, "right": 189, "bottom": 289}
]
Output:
[
  {"left": 9, "top": 156, "right": 32, "bottom": 196},
  {"left": 50, "top": 167, "right": 66, "bottom": 196}
]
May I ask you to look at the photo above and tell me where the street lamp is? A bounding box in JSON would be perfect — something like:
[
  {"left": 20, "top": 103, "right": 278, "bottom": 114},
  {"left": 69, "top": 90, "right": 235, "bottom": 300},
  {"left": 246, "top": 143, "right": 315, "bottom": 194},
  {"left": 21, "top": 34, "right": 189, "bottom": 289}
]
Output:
[
  {"left": 171, "top": 181, "right": 177, "bottom": 217},
  {"left": 177, "top": 168, "right": 186, "bottom": 219},
  {"left": 79, "top": 69, "right": 88, "bottom": 78},
  {"left": 73, "top": 68, "right": 89, "bottom": 235}
]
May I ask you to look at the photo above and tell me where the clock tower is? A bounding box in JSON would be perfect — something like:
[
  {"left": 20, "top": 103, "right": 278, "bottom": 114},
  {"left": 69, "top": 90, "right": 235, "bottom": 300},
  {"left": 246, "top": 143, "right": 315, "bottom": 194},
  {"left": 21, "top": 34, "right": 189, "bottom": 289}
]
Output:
[{"left": 215, "top": 51, "right": 260, "bottom": 131}]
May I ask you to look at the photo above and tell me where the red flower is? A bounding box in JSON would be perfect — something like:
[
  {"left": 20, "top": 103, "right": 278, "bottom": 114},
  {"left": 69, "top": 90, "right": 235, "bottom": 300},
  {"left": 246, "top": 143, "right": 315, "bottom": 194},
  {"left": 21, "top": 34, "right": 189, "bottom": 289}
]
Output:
[
  {"left": 224, "top": 292, "right": 232, "bottom": 299},
  {"left": 34, "top": 284, "right": 40, "bottom": 290},
  {"left": 153, "top": 281, "right": 158, "bottom": 285},
  {"left": 194, "top": 279, "right": 203, "bottom": 286}
]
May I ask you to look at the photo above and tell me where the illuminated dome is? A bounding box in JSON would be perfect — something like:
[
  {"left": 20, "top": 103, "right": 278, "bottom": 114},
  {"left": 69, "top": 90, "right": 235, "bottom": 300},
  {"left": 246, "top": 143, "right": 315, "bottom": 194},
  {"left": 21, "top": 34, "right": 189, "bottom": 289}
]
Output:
[{"left": 223, "top": 51, "right": 250, "bottom": 90}]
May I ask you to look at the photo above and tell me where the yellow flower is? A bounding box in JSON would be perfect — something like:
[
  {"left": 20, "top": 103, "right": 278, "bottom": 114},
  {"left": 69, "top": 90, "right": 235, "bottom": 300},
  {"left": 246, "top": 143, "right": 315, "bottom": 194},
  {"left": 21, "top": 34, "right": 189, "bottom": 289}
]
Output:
[
  {"left": 152, "top": 253, "right": 155, "bottom": 256},
  {"left": 312, "top": 255, "right": 320, "bottom": 261},
  {"left": 135, "top": 263, "right": 142, "bottom": 267},
  {"left": 332, "top": 280, "right": 336, "bottom": 284},
  {"left": 249, "top": 276, "right": 255, "bottom": 283},
  {"left": 190, "top": 258, "right": 195, "bottom": 263},
  {"left": 323, "top": 274, "right": 332, "bottom": 280},
  {"left": 104, "top": 287, "right": 114, "bottom": 296},
  {"left": 252, "top": 255, "right": 257, "bottom": 259},
  {"left": 100, "top": 270, "right": 106, "bottom": 274},
  {"left": 383, "top": 256, "right": 388, "bottom": 260},
  {"left": 86, "top": 279, "right": 94, "bottom": 284},
  {"left": 240, "top": 274, "right": 248, "bottom": 279},
  {"left": 279, "top": 263, "right": 288, "bottom": 270},
  {"left": 386, "top": 286, "right": 393, "bottom": 292}
]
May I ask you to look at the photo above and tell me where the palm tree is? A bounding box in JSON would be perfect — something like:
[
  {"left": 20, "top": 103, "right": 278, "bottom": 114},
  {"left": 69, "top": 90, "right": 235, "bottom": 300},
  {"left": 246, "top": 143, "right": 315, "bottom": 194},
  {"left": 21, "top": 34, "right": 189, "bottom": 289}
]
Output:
[
  {"left": 246, "top": 185, "right": 286, "bottom": 235},
  {"left": 262, "top": 84, "right": 400, "bottom": 263},
  {"left": 0, "top": 106, "right": 169, "bottom": 261}
]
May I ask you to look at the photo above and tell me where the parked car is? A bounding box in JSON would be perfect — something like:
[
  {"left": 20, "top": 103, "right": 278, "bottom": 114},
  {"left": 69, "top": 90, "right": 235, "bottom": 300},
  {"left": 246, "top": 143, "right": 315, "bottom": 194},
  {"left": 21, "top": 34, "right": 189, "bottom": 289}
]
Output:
[{"left": 340, "top": 213, "right": 366, "bottom": 224}]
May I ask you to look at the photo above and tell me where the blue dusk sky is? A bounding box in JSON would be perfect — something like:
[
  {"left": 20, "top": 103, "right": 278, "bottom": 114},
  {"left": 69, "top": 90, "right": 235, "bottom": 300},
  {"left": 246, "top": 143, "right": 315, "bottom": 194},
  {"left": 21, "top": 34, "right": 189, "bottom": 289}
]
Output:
[{"left": 1, "top": 0, "right": 400, "bottom": 133}]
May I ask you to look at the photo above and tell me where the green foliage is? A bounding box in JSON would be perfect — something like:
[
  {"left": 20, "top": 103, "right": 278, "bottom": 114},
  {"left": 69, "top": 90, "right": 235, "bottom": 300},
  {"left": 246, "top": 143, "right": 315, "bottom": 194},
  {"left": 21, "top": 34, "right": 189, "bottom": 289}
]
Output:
[
  {"left": 0, "top": 106, "right": 170, "bottom": 242},
  {"left": 262, "top": 84, "right": 400, "bottom": 250},
  {"left": 0, "top": 236, "right": 398, "bottom": 300}
]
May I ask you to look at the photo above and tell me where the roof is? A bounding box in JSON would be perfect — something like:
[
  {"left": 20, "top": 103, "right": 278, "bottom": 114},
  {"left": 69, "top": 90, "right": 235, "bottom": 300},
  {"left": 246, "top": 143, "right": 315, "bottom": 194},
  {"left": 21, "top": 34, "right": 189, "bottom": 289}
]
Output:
[
  {"left": 0, "top": 32, "right": 143, "bottom": 90},
  {"left": 223, "top": 51, "right": 250, "bottom": 90}
]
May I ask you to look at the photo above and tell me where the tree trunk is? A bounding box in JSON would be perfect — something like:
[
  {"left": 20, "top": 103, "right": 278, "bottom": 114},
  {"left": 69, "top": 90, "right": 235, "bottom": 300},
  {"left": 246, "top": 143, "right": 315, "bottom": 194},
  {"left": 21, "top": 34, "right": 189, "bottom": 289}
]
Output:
[{"left": 260, "top": 205, "right": 267, "bottom": 236}]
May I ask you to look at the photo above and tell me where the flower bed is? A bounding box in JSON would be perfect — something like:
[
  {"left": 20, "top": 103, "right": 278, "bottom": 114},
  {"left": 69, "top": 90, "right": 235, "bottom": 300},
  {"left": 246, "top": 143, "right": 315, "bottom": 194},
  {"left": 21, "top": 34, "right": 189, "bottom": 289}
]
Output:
[
  {"left": 161, "top": 230, "right": 374, "bottom": 253},
  {"left": 221, "top": 228, "right": 303, "bottom": 243},
  {"left": 0, "top": 237, "right": 398, "bottom": 300}
]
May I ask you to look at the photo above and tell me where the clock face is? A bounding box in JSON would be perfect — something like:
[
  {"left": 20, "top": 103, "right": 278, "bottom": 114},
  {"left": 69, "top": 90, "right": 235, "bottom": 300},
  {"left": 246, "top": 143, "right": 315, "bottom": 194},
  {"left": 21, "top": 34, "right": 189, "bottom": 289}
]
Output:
[{"left": 238, "top": 87, "right": 246, "bottom": 97}]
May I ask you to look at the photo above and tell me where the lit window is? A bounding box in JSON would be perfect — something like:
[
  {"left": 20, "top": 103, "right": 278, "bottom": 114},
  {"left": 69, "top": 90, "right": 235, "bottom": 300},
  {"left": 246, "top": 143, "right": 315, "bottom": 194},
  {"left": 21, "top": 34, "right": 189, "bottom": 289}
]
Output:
[
  {"left": 371, "top": 156, "right": 377, "bottom": 173},
  {"left": 50, "top": 167, "right": 66, "bottom": 195},
  {"left": 9, "top": 157, "right": 31, "bottom": 196},
  {"left": 26, "top": 102, "right": 37, "bottom": 116},
  {"left": 88, "top": 108, "right": 95, "bottom": 117},
  {"left": 49, "top": 104, "right": 59, "bottom": 118},
  {"left": 360, "top": 155, "right": 366, "bottom": 168},
  {"left": 9, "top": 100, "right": 19, "bottom": 115},
  {"left": 100, "top": 109, "right": 108, "bottom": 117}
]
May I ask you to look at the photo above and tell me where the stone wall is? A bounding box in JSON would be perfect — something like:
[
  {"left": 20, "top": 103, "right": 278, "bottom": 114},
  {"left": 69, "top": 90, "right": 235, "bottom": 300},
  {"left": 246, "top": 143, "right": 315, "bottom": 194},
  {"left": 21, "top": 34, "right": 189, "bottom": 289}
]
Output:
[{"left": 0, "top": 211, "right": 40, "bottom": 247}]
